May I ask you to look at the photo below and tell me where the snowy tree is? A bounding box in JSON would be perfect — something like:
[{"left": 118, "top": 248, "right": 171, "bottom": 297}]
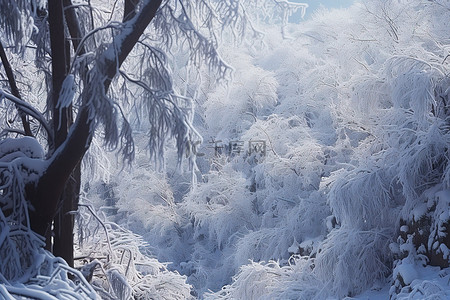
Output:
[
  {"left": 201, "top": 1, "right": 450, "bottom": 298},
  {"left": 0, "top": 0, "right": 308, "bottom": 295}
]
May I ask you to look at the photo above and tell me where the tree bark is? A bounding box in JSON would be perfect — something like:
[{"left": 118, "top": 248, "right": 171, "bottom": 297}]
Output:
[
  {"left": 49, "top": 0, "right": 69, "bottom": 150},
  {"left": 39, "top": 0, "right": 76, "bottom": 262},
  {"left": 52, "top": 0, "right": 85, "bottom": 268},
  {"left": 63, "top": 0, "right": 86, "bottom": 55},
  {"left": 53, "top": 164, "right": 80, "bottom": 268}
]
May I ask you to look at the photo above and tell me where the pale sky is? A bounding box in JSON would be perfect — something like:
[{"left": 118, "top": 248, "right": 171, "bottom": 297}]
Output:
[{"left": 290, "top": 0, "right": 356, "bottom": 20}]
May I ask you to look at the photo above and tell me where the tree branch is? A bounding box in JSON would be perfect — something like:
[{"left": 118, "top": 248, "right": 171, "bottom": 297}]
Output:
[
  {"left": 0, "top": 39, "right": 33, "bottom": 137},
  {"left": 63, "top": 0, "right": 86, "bottom": 56},
  {"left": 0, "top": 90, "right": 53, "bottom": 139},
  {"left": 105, "top": 0, "right": 163, "bottom": 89},
  {"left": 123, "top": 0, "right": 139, "bottom": 22}
]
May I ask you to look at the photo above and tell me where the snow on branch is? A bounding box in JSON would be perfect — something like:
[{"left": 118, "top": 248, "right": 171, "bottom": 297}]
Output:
[
  {"left": 119, "top": 70, "right": 200, "bottom": 165},
  {"left": 214, "top": 0, "right": 264, "bottom": 42},
  {"left": 0, "top": 140, "right": 98, "bottom": 298},
  {"left": 0, "top": 0, "right": 44, "bottom": 51},
  {"left": 0, "top": 90, "right": 53, "bottom": 141},
  {"left": 75, "top": 201, "right": 193, "bottom": 299},
  {"left": 315, "top": 228, "right": 391, "bottom": 297},
  {"left": 154, "top": 1, "right": 234, "bottom": 80}
]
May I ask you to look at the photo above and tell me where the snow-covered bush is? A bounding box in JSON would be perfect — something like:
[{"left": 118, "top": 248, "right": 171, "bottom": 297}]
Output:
[
  {"left": 75, "top": 201, "right": 193, "bottom": 299},
  {"left": 201, "top": 0, "right": 450, "bottom": 298},
  {"left": 80, "top": 0, "right": 450, "bottom": 299},
  {"left": 0, "top": 138, "right": 99, "bottom": 298}
]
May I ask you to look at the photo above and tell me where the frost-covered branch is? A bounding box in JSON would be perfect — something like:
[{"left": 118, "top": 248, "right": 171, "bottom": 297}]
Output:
[
  {"left": 0, "top": 90, "right": 52, "bottom": 141},
  {"left": 0, "top": 40, "right": 32, "bottom": 136}
]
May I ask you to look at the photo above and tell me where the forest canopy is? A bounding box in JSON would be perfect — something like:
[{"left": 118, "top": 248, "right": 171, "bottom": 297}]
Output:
[{"left": 0, "top": 0, "right": 449, "bottom": 299}]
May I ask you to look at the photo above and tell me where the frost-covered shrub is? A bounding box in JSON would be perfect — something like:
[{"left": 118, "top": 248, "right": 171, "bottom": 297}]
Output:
[
  {"left": 205, "top": 258, "right": 329, "bottom": 300},
  {"left": 75, "top": 203, "right": 193, "bottom": 299},
  {"left": 0, "top": 137, "right": 99, "bottom": 298},
  {"left": 85, "top": 0, "right": 450, "bottom": 298},
  {"left": 203, "top": 50, "right": 279, "bottom": 139},
  {"left": 203, "top": 0, "right": 450, "bottom": 298},
  {"left": 177, "top": 163, "right": 258, "bottom": 292},
  {"left": 183, "top": 165, "right": 256, "bottom": 249},
  {"left": 314, "top": 228, "right": 392, "bottom": 297}
]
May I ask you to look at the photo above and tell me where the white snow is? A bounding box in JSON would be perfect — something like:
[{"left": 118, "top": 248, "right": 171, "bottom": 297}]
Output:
[
  {"left": 1, "top": 0, "right": 449, "bottom": 299},
  {"left": 395, "top": 259, "right": 419, "bottom": 285}
]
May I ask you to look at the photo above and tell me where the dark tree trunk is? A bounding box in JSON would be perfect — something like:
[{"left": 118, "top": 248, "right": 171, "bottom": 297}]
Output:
[
  {"left": 55, "top": 0, "right": 89, "bottom": 267},
  {"left": 46, "top": 0, "right": 75, "bottom": 264},
  {"left": 48, "top": 0, "right": 69, "bottom": 149},
  {"left": 28, "top": 0, "right": 69, "bottom": 250},
  {"left": 53, "top": 164, "right": 80, "bottom": 268},
  {"left": 53, "top": 39, "right": 77, "bottom": 267}
]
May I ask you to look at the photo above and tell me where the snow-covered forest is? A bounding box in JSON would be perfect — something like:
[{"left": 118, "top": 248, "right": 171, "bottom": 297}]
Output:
[{"left": 0, "top": 0, "right": 449, "bottom": 299}]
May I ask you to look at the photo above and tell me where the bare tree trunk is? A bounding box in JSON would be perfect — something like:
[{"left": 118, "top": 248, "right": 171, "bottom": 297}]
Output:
[
  {"left": 53, "top": 164, "right": 80, "bottom": 268},
  {"left": 53, "top": 0, "right": 89, "bottom": 267},
  {"left": 47, "top": 0, "right": 74, "bottom": 264}
]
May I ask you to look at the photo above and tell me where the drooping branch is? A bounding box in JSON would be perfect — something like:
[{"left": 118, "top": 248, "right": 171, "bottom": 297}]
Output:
[
  {"left": 0, "top": 39, "right": 33, "bottom": 136},
  {"left": 0, "top": 90, "right": 53, "bottom": 139}
]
